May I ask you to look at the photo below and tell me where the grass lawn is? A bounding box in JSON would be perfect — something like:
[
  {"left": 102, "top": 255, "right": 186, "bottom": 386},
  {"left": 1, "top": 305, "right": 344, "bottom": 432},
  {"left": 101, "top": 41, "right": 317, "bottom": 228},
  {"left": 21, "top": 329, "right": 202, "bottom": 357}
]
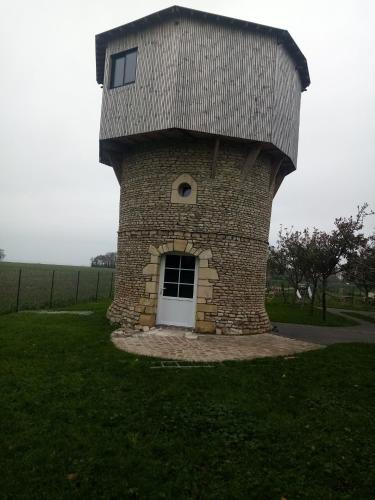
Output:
[
  {"left": 1, "top": 301, "right": 375, "bottom": 498},
  {"left": 340, "top": 311, "right": 375, "bottom": 324},
  {"left": 266, "top": 301, "right": 359, "bottom": 327},
  {"left": 326, "top": 299, "right": 375, "bottom": 312}
]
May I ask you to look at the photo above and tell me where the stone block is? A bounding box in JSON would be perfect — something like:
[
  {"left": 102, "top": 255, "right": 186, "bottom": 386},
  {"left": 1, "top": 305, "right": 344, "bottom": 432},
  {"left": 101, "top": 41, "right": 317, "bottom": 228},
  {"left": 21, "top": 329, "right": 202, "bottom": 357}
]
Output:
[
  {"left": 199, "top": 249, "right": 213, "bottom": 260},
  {"left": 143, "top": 263, "right": 159, "bottom": 276},
  {"left": 198, "top": 267, "right": 219, "bottom": 280},
  {"left": 150, "top": 255, "right": 159, "bottom": 264},
  {"left": 196, "top": 311, "right": 205, "bottom": 321},
  {"left": 148, "top": 245, "right": 160, "bottom": 256},
  {"left": 198, "top": 279, "right": 210, "bottom": 286},
  {"left": 196, "top": 303, "right": 218, "bottom": 313},
  {"left": 173, "top": 239, "right": 187, "bottom": 252},
  {"left": 198, "top": 285, "right": 213, "bottom": 299},
  {"left": 145, "top": 281, "right": 157, "bottom": 294},
  {"left": 196, "top": 320, "right": 216, "bottom": 334},
  {"left": 139, "top": 314, "right": 156, "bottom": 327},
  {"left": 199, "top": 259, "right": 209, "bottom": 268},
  {"left": 140, "top": 297, "right": 155, "bottom": 306},
  {"left": 185, "top": 242, "right": 194, "bottom": 253}
]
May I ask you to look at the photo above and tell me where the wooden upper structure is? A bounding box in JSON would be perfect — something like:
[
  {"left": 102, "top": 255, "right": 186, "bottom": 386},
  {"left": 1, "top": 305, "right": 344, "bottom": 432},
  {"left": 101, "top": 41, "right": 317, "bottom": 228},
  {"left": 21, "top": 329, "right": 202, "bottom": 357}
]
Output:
[{"left": 96, "top": 6, "right": 310, "bottom": 172}]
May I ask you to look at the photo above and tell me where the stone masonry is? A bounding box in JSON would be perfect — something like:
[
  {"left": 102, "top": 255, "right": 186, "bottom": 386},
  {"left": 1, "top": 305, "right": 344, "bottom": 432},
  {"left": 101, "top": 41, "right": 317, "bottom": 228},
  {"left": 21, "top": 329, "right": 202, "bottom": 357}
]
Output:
[{"left": 107, "top": 138, "right": 276, "bottom": 335}]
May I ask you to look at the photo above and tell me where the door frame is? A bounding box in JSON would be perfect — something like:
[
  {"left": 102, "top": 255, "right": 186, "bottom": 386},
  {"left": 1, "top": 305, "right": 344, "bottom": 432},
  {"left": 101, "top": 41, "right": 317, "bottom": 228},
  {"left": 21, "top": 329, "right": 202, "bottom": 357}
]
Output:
[{"left": 156, "top": 253, "right": 198, "bottom": 328}]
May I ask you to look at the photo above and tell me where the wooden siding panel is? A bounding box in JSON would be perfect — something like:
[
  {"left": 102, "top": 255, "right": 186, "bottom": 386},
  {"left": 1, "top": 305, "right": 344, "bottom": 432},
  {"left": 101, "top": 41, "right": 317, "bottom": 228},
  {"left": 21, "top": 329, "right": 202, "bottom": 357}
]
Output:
[
  {"left": 271, "top": 43, "right": 302, "bottom": 166},
  {"left": 100, "top": 20, "right": 180, "bottom": 140},
  {"left": 175, "top": 18, "right": 276, "bottom": 143},
  {"left": 99, "top": 17, "right": 303, "bottom": 167}
]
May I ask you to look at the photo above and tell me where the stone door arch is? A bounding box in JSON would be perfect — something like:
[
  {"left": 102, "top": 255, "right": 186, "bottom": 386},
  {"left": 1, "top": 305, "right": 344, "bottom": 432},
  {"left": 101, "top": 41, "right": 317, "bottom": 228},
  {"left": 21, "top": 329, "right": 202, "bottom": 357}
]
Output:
[{"left": 140, "top": 240, "right": 218, "bottom": 333}]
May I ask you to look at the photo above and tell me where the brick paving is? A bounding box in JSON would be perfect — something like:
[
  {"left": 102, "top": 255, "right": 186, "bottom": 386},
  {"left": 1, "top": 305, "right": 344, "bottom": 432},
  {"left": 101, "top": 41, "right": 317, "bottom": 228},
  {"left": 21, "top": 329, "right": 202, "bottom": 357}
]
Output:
[{"left": 111, "top": 327, "right": 321, "bottom": 362}]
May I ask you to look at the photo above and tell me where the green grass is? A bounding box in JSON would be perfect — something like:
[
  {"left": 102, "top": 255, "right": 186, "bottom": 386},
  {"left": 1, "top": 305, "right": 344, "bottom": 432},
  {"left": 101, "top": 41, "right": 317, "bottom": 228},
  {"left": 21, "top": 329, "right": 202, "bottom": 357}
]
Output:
[
  {"left": 1, "top": 301, "right": 375, "bottom": 498},
  {"left": 0, "top": 262, "right": 114, "bottom": 314},
  {"left": 340, "top": 311, "right": 375, "bottom": 324},
  {"left": 266, "top": 301, "right": 359, "bottom": 327},
  {"left": 326, "top": 299, "right": 375, "bottom": 312}
]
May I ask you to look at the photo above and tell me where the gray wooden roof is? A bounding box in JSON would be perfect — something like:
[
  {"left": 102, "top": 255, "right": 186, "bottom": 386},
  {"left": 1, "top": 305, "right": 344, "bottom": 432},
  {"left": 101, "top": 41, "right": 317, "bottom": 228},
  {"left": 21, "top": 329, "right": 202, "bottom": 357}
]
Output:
[{"left": 95, "top": 5, "right": 310, "bottom": 90}]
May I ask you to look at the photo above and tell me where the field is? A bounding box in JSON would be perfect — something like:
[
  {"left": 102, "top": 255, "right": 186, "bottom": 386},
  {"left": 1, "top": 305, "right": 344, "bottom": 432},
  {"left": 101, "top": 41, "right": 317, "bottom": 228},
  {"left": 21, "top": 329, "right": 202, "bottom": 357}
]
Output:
[
  {"left": 0, "top": 262, "right": 115, "bottom": 314},
  {"left": 1, "top": 301, "right": 375, "bottom": 498}
]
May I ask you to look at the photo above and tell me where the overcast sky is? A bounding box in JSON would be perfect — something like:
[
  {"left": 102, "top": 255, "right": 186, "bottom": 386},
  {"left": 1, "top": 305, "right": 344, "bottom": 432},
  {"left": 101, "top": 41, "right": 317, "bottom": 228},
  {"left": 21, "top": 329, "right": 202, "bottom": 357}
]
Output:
[{"left": 1, "top": 0, "right": 374, "bottom": 265}]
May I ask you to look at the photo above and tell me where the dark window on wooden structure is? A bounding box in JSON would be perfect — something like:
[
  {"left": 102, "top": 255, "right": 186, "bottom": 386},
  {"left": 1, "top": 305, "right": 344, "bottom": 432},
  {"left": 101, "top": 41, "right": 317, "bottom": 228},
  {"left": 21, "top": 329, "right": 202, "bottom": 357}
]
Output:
[{"left": 110, "top": 48, "right": 138, "bottom": 88}]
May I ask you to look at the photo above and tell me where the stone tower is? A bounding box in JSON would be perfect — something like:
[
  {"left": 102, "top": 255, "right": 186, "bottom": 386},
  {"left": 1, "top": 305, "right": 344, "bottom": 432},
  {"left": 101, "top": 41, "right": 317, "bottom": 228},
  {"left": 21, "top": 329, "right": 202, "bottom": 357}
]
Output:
[{"left": 95, "top": 6, "right": 310, "bottom": 334}]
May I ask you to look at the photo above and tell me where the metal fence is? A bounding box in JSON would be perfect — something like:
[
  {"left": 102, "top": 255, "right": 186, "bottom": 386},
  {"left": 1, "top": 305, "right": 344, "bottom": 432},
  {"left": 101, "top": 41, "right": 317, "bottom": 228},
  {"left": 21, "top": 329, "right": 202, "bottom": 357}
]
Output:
[{"left": 0, "top": 266, "right": 115, "bottom": 314}]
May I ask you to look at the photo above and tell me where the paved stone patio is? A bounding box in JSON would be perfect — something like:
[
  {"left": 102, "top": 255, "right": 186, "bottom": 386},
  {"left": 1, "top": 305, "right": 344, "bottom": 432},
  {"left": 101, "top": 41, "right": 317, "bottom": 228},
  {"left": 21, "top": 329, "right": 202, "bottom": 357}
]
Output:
[{"left": 111, "top": 327, "right": 321, "bottom": 362}]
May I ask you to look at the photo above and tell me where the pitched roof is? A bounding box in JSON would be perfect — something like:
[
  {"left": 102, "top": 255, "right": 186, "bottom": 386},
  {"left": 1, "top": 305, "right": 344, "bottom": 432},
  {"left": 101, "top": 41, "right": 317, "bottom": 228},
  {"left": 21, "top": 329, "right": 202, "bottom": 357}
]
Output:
[{"left": 95, "top": 5, "right": 310, "bottom": 90}]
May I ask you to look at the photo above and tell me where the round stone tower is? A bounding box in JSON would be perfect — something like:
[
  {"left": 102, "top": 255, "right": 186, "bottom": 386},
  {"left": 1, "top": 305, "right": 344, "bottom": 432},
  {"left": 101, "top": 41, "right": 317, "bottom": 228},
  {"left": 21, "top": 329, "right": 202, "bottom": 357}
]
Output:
[{"left": 95, "top": 6, "right": 310, "bottom": 334}]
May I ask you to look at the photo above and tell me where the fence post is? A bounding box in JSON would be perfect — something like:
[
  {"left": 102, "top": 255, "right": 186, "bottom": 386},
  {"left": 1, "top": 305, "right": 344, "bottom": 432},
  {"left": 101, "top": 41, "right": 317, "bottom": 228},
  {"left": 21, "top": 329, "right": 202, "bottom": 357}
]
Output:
[
  {"left": 49, "top": 270, "right": 55, "bottom": 309},
  {"left": 75, "top": 270, "right": 80, "bottom": 304},
  {"left": 109, "top": 272, "right": 114, "bottom": 298},
  {"left": 95, "top": 271, "right": 100, "bottom": 301},
  {"left": 16, "top": 269, "right": 22, "bottom": 312}
]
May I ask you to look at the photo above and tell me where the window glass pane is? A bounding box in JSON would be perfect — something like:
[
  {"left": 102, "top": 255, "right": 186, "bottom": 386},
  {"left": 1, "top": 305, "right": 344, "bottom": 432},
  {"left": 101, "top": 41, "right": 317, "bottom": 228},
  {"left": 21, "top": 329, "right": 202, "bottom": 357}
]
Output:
[
  {"left": 179, "top": 285, "right": 194, "bottom": 299},
  {"left": 124, "top": 50, "right": 137, "bottom": 84},
  {"left": 164, "top": 268, "right": 179, "bottom": 283},
  {"left": 165, "top": 255, "right": 180, "bottom": 268},
  {"left": 180, "top": 270, "right": 195, "bottom": 284},
  {"left": 112, "top": 56, "right": 125, "bottom": 87},
  {"left": 163, "top": 283, "right": 178, "bottom": 297},
  {"left": 181, "top": 256, "right": 195, "bottom": 269}
]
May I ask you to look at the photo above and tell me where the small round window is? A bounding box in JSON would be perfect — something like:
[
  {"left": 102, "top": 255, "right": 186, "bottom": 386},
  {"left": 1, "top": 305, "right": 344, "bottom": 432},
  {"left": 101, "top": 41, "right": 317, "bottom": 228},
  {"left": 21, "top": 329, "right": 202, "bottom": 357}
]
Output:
[{"left": 178, "top": 183, "right": 192, "bottom": 198}]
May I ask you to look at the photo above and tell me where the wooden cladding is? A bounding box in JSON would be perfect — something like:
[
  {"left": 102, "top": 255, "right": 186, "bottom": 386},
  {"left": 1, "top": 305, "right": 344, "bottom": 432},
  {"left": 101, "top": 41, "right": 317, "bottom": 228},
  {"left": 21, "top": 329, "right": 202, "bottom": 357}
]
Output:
[{"left": 99, "top": 16, "right": 304, "bottom": 168}]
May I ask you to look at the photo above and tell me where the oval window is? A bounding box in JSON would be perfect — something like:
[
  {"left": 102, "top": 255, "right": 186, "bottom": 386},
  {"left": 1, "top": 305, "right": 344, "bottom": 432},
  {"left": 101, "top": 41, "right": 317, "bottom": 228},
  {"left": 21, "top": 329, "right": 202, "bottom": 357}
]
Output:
[{"left": 178, "top": 183, "right": 192, "bottom": 197}]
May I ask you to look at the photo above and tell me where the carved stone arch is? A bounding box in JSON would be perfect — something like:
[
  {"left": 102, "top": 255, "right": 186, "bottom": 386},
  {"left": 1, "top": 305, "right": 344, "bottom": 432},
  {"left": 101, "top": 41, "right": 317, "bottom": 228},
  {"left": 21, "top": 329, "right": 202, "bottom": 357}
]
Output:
[
  {"left": 138, "top": 239, "right": 218, "bottom": 333},
  {"left": 171, "top": 174, "right": 197, "bottom": 205}
]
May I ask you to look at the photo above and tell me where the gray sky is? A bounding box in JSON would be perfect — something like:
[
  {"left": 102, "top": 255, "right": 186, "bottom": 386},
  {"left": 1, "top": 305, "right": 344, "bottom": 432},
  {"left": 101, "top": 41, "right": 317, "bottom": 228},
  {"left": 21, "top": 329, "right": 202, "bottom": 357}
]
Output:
[{"left": 1, "top": 0, "right": 374, "bottom": 265}]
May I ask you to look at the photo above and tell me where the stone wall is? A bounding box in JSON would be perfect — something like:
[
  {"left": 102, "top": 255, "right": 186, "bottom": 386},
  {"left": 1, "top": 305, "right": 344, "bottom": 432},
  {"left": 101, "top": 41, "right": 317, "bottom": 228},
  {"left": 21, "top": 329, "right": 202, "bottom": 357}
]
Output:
[{"left": 108, "top": 138, "right": 276, "bottom": 334}]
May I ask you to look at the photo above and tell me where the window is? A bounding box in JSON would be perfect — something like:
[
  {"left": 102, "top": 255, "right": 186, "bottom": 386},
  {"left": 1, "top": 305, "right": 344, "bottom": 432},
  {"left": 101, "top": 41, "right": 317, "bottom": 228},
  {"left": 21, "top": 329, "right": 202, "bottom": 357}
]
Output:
[
  {"left": 171, "top": 174, "right": 198, "bottom": 205},
  {"left": 110, "top": 48, "right": 138, "bottom": 88},
  {"left": 163, "top": 255, "right": 196, "bottom": 299},
  {"left": 178, "top": 183, "right": 192, "bottom": 198}
]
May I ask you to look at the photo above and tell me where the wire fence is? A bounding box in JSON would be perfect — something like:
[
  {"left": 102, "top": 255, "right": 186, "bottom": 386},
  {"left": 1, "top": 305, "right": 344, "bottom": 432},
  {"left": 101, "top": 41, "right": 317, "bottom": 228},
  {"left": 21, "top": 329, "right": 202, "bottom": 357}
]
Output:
[{"left": 0, "top": 266, "right": 115, "bottom": 314}]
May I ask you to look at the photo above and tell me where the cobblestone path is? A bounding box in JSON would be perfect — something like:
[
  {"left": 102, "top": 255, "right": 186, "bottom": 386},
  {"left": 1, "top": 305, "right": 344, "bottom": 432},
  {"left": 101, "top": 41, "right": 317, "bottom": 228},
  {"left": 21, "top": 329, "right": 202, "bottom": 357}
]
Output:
[{"left": 111, "top": 327, "right": 321, "bottom": 362}]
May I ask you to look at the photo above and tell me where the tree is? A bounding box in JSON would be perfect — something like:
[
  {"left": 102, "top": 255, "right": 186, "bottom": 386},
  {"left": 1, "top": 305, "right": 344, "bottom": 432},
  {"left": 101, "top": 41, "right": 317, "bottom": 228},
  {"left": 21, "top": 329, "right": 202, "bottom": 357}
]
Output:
[
  {"left": 311, "top": 204, "right": 371, "bottom": 320},
  {"left": 270, "top": 229, "right": 307, "bottom": 302},
  {"left": 0, "top": 249, "right": 5, "bottom": 261},
  {"left": 342, "top": 235, "right": 375, "bottom": 302},
  {"left": 270, "top": 204, "right": 373, "bottom": 321},
  {"left": 91, "top": 252, "right": 117, "bottom": 268}
]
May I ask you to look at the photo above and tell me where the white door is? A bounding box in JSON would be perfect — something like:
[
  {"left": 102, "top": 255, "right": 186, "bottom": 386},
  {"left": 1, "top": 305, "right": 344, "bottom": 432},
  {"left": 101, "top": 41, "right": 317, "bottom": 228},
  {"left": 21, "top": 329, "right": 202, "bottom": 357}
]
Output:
[{"left": 156, "top": 254, "right": 197, "bottom": 328}]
